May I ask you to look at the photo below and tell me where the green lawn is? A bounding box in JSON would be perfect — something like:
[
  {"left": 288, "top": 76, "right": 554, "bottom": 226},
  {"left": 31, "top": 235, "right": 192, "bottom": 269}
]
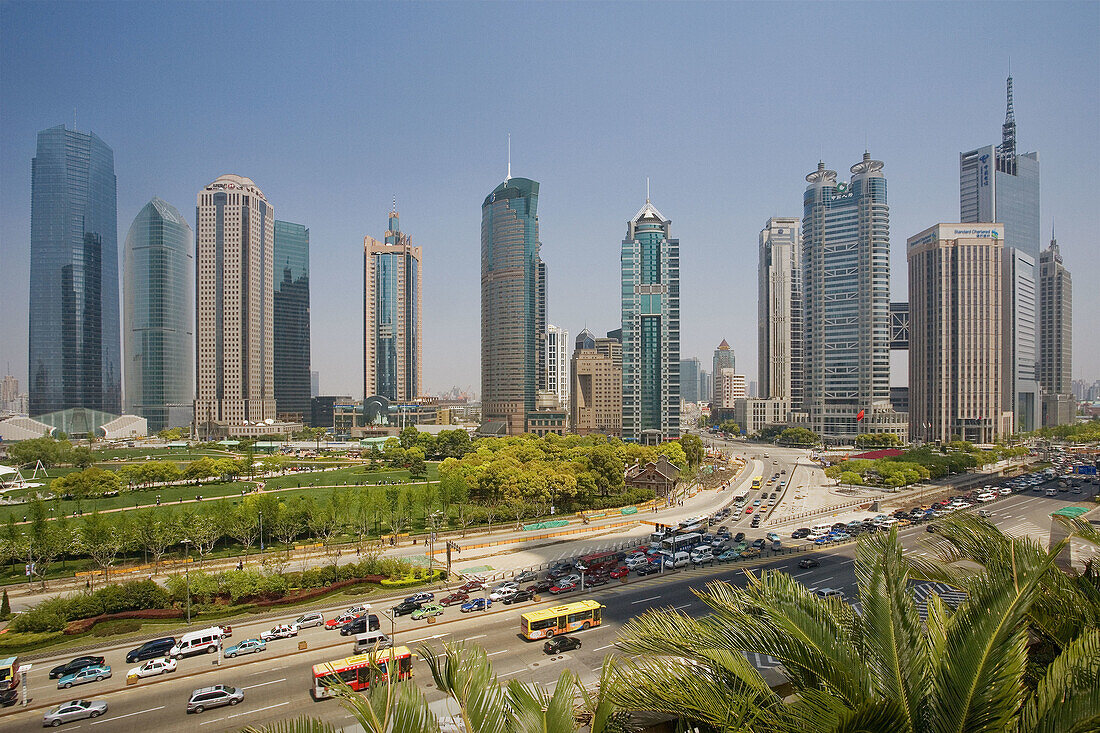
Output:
[{"left": 263, "top": 463, "right": 439, "bottom": 490}]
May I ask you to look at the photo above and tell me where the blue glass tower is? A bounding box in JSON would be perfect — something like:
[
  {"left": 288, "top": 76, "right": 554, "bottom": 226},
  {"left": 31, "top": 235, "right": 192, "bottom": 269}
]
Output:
[
  {"left": 480, "top": 176, "right": 546, "bottom": 435},
  {"left": 29, "top": 125, "right": 120, "bottom": 416},
  {"left": 123, "top": 198, "right": 194, "bottom": 432},
  {"left": 621, "top": 198, "right": 680, "bottom": 444},
  {"left": 274, "top": 220, "right": 311, "bottom": 421}
]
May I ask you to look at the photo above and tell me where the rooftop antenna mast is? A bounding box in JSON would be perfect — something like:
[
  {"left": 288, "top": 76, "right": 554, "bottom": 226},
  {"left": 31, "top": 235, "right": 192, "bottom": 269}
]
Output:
[
  {"left": 506, "top": 133, "right": 511, "bottom": 181},
  {"left": 646, "top": 176, "right": 650, "bottom": 203}
]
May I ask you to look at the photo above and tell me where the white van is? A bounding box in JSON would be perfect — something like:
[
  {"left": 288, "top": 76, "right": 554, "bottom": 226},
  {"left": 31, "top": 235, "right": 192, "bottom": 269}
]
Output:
[
  {"left": 816, "top": 588, "right": 844, "bottom": 601},
  {"left": 170, "top": 626, "right": 224, "bottom": 659},
  {"left": 811, "top": 523, "right": 832, "bottom": 535},
  {"left": 353, "top": 631, "right": 392, "bottom": 653}
]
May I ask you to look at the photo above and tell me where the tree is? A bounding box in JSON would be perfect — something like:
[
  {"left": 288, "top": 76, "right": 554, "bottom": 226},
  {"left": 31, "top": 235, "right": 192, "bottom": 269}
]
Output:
[
  {"left": 8, "top": 436, "right": 70, "bottom": 468},
  {"left": 226, "top": 502, "right": 260, "bottom": 559},
  {"left": 679, "top": 434, "right": 704, "bottom": 469},
  {"left": 79, "top": 511, "right": 125, "bottom": 587},
  {"left": 0, "top": 590, "right": 10, "bottom": 620},
  {"left": 855, "top": 432, "right": 902, "bottom": 448},
  {"left": 398, "top": 425, "right": 419, "bottom": 450},
  {"left": 406, "top": 448, "right": 428, "bottom": 479},
  {"left": 68, "top": 446, "right": 96, "bottom": 469},
  {"left": 777, "top": 426, "right": 819, "bottom": 446},
  {"left": 157, "top": 427, "right": 185, "bottom": 441},
  {"left": 718, "top": 420, "right": 740, "bottom": 436},
  {"left": 185, "top": 510, "right": 223, "bottom": 563},
  {"left": 611, "top": 528, "right": 1100, "bottom": 733},
  {"left": 26, "top": 499, "right": 65, "bottom": 588},
  {"left": 135, "top": 509, "right": 179, "bottom": 571}
]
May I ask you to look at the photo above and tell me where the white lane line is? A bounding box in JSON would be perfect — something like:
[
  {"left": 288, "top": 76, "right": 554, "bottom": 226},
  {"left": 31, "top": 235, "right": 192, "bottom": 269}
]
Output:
[
  {"left": 91, "top": 706, "right": 164, "bottom": 725},
  {"left": 672, "top": 603, "right": 692, "bottom": 611},
  {"left": 486, "top": 650, "right": 508, "bottom": 656},
  {"left": 247, "top": 664, "right": 287, "bottom": 676},
  {"left": 791, "top": 570, "right": 813, "bottom": 578},
  {"left": 631, "top": 595, "right": 661, "bottom": 604},
  {"left": 593, "top": 643, "right": 615, "bottom": 651},
  {"left": 498, "top": 669, "right": 523, "bottom": 678},
  {"left": 228, "top": 701, "right": 290, "bottom": 719},
  {"left": 463, "top": 634, "right": 487, "bottom": 641},
  {"left": 408, "top": 633, "right": 448, "bottom": 644},
  {"left": 241, "top": 677, "right": 287, "bottom": 690},
  {"left": 199, "top": 718, "right": 227, "bottom": 727}
]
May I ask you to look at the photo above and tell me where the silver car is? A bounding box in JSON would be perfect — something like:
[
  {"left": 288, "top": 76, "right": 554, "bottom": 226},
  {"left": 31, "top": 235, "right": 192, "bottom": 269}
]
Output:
[
  {"left": 294, "top": 611, "right": 325, "bottom": 628},
  {"left": 43, "top": 699, "right": 107, "bottom": 727}
]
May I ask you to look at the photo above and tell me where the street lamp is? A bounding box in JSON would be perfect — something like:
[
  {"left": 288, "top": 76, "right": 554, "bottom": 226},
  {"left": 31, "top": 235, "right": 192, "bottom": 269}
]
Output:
[
  {"left": 181, "top": 539, "right": 192, "bottom": 625},
  {"left": 259, "top": 510, "right": 264, "bottom": 553},
  {"left": 380, "top": 608, "right": 397, "bottom": 646}
]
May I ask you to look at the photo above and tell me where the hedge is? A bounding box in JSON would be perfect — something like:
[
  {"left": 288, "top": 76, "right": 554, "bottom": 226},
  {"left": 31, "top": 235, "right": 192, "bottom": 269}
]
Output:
[
  {"left": 63, "top": 608, "right": 184, "bottom": 635},
  {"left": 252, "top": 576, "right": 386, "bottom": 608},
  {"left": 379, "top": 570, "right": 446, "bottom": 588}
]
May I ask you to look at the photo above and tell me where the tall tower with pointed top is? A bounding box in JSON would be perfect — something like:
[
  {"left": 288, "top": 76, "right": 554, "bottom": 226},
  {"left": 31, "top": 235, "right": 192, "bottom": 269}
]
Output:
[
  {"left": 1039, "top": 225, "right": 1072, "bottom": 426},
  {"left": 960, "top": 75, "right": 1041, "bottom": 432},
  {"left": 364, "top": 205, "right": 422, "bottom": 402},
  {"left": 621, "top": 198, "right": 680, "bottom": 444}
]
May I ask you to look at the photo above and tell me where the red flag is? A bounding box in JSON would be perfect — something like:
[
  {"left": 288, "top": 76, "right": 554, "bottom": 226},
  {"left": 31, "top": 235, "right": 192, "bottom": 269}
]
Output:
[{"left": 857, "top": 409, "right": 865, "bottom": 421}]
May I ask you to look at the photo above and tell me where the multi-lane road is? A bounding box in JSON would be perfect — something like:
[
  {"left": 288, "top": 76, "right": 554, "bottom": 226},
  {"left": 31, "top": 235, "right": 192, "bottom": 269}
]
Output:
[{"left": 1, "top": 449, "right": 1093, "bottom": 732}]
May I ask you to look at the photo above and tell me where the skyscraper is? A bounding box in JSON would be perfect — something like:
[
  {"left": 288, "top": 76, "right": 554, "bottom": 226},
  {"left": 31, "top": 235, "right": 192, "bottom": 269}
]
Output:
[
  {"left": 29, "top": 125, "right": 120, "bottom": 415},
  {"left": 194, "top": 175, "right": 276, "bottom": 434},
  {"left": 712, "top": 340, "right": 734, "bottom": 407},
  {"left": 960, "top": 76, "right": 1041, "bottom": 432},
  {"left": 679, "top": 357, "right": 701, "bottom": 403},
  {"left": 908, "top": 224, "right": 1008, "bottom": 444},
  {"left": 1039, "top": 226, "right": 1073, "bottom": 426},
  {"left": 123, "top": 198, "right": 193, "bottom": 432},
  {"left": 802, "top": 154, "right": 898, "bottom": 440},
  {"left": 273, "top": 220, "right": 311, "bottom": 421},
  {"left": 621, "top": 197, "right": 679, "bottom": 444},
  {"left": 758, "top": 217, "right": 803, "bottom": 403},
  {"left": 480, "top": 176, "right": 545, "bottom": 435},
  {"left": 570, "top": 329, "right": 622, "bottom": 437},
  {"left": 546, "top": 325, "right": 569, "bottom": 409},
  {"left": 364, "top": 205, "right": 422, "bottom": 403}
]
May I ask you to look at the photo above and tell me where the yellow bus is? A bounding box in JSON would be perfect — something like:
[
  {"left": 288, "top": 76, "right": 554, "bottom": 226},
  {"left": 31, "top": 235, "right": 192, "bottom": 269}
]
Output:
[
  {"left": 520, "top": 600, "right": 604, "bottom": 640},
  {"left": 751, "top": 475, "right": 763, "bottom": 490}
]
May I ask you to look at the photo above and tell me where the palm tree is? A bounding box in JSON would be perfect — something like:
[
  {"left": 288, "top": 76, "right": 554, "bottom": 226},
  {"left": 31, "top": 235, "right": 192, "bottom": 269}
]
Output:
[
  {"left": 611, "top": 528, "right": 1100, "bottom": 732},
  {"left": 241, "top": 642, "right": 624, "bottom": 733}
]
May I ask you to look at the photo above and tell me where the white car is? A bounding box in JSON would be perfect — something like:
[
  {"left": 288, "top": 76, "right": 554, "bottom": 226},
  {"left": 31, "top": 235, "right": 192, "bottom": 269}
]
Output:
[
  {"left": 975, "top": 493, "right": 996, "bottom": 502},
  {"left": 127, "top": 657, "right": 177, "bottom": 679},
  {"left": 260, "top": 624, "right": 299, "bottom": 641},
  {"left": 489, "top": 587, "right": 518, "bottom": 601}
]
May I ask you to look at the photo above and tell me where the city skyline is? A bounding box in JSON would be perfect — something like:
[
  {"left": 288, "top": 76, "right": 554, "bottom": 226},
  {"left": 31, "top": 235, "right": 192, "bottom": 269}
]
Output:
[{"left": 1, "top": 3, "right": 1097, "bottom": 398}]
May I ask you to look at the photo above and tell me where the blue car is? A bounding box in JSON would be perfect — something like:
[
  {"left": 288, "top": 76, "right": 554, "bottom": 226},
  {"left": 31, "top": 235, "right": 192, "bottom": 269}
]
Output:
[
  {"left": 404, "top": 592, "right": 435, "bottom": 604},
  {"left": 57, "top": 664, "right": 111, "bottom": 689},
  {"left": 460, "top": 597, "right": 492, "bottom": 613},
  {"left": 224, "top": 638, "right": 267, "bottom": 658},
  {"left": 813, "top": 535, "right": 833, "bottom": 545}
]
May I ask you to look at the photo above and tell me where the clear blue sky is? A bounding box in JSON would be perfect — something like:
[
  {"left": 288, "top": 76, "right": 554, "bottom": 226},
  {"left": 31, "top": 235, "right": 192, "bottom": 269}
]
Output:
[{"left": 1, "top": 1, "right": 1097, "bottom": 399}]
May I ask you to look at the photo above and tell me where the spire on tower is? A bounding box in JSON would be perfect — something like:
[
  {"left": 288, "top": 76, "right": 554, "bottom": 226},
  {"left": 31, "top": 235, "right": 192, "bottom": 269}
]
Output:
[
  {"left": 999, "top": 75, "right": 1017, "bottom": 163},
  {"left": 646, "top": 176, "right": 650, "bottom": 203},
  {"left": 506, "top": 133, "right": 511, "bottom": 181}
]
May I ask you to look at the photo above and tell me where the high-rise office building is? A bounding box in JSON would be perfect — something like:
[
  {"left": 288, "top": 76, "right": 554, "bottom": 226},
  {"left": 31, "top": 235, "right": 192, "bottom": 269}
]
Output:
[
  {"left": 28, "top": 125, "right": 120, "bottom": 415},
  {"left": 758, "top": 217, "right": 803, "bottom": 403},
  {"left": 123, "top": 198, "right": 193, "bottom": 432},
  {"left": 273, "top": 220, "right": 311, "bottom": 421},
  {"left": 712, "top": 340, "right": 735, "bottom": 407},
  {"left": 194, "top": 175, "right": 277, "bottom": 434},
  {"left": 480, "top": 176, "right": 546, "bottom": 435},
  {"left": 364, "top": 206, "right": 422, "bottom": 403},
  {"left": 621, "top": 197, "right": 679, "bottom": 444},
  {"left": 546, "top": 325, "right": 569, "bottom": 409},
  {"left": 802, "top": 154, "right": 900, "bottom": 440},
  {"left": 1039, "top": 226, "right": 1073, "bottom": 426},
  {"left": 680, "top": 357, "right": 701, "bottom": 403},
  {"left": 570, "top": 328, "right": 622, "bottom": 437},
  {"left": 717, "top": 370, "right": 746, "bottom": 407},
  {"left": 908, "top": 224, "right": 1009, "bottom": 443},
  {"left": 960, "top": 77, "right": 1041, "bottom": 432},
  {"left": 699, "top": 370, "right": 711, "bottom": 402},
  {"left": 310, "top": 371, "right": 319, "bottom": 398}
]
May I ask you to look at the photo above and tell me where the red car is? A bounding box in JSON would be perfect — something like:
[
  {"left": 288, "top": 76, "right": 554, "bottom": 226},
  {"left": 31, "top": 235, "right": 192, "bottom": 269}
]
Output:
[
  {"left": 609, "top": 566, "right": 630, "bottom": 579},
  {"left": 745, "top": 506, "right": 754, "bottom": 514},
  {"left": 457, "top": 580, "right": 485, "bottom": 593},
  {"left": 219, "top": 624, "right": 233, "bottom": 638},
  {"left": 324, "top": 611, "right": 361, "bottom": 630},
  {"left": 549, "top": 581, "right": 577, "bottom": 595},
  {"left": 439, "top": 592, "right": 469, "bottom": 606}
]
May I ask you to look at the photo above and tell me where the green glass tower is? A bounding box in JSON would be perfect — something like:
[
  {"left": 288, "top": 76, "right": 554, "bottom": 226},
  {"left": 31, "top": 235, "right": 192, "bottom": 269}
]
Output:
[{"left": 621, "top": 198, "right": 680, "bottom": 443}]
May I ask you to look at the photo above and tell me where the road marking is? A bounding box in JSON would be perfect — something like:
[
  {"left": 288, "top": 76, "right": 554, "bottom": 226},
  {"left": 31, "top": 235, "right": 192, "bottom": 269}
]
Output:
[
  {"left": 247, "top": 664, "right": 286, "bottom": 676},
  {"left": 241, "top": 677, "right": 286, "bottom": 690},
  {"left": 91, "top": 706, "right": 164, "bottom": 725},
  {"left": 229, "top": 701, "right": 290, "bottom": 719},
  {"left": 408, "top": 633, "right": 448, "bottom": 644},
  {"left": 498, "top": 669, "right": 522, "bottom": 678},
  {"left": 487, "top": 650, "right": 508, "bottom": 656},
  {"left": 631, "top": 595, "right": 661, "bottom": 604},
  {"left": 463, "top": 634, "right": 486, "bottom": 641},
  {"left": 672, "top": 603, "right": 692, "bottom": 611},
  {"left": 791, "top": 570, "right": 813, "bottom": 578},
  {"left": 593, "top": 643, "right": 615, "bottom": 651}
]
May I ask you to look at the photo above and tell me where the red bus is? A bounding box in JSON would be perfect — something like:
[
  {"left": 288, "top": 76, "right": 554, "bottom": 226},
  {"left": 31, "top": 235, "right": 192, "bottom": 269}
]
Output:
[
  {"left": 310, "top": 646, "right": 413, "bottom": 700},
  {"left": 576, "top": 550, "right": 625, "bottom": 574}
]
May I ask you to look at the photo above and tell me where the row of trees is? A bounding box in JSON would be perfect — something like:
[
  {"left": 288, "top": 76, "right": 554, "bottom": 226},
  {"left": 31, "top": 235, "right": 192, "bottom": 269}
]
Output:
[
  {"left": 825, "top": 443, "right": 1030, "bottom": 488},
  {"left": 6, "top": 436, "right": 95, "bottom": 469}
]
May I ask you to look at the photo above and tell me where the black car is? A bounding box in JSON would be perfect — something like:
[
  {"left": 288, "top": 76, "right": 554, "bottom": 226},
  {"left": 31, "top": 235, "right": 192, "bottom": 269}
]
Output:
[
  {"left": 733, "top": 532, "right": 746, "bottom": 542},
  {"left": 791, "top": 528, "right": 810, "bottom": 539},
  {"left": 0, "top": 687, "right": 17, "bottom": 707},
  {"left": 340, "top": 614, "right": 381, "bottom": 636},
  {"left": 527, "top": 578, "right": 554, "bottom": 593},
  {"left": 543, "top": 635, "right": 582, "bottom": 654},
  {"left": 797, "top": 557, "right": 820, "bottom": 569},
  {"left": 586, "top": 574, "right": 610, "bottom": 587},
  {"left": 636, "top": 561, "right": 660, "bottom": 576},
  {"left": 831, "top": 523, "right": 847, "bottom": 532},
  {"left": 549, "top": 563, "right": 575, "bottom": 579},
  {"left": 126, "top": 637, "right": 175, "bottom": 664},
  {"left": 750, "top": 517, "right": 762, "bottom": 527},
  {"left": 49, "top": 655, "right": 106, "bottom": 679},
  {"left": 392, "top": 600, "right": 422, "bottom": 616},
  {"left": 503, "top": 588, "right": 536, "bottom": 604}
]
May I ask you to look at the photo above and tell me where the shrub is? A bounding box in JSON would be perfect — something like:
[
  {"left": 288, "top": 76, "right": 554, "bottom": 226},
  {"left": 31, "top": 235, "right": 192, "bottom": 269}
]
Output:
[
  {"left": 90, "top": 619, "right": 142, "bottom": 637},
  {"left": 0, "top": 590, "right": 9, "bottom": 620},
  {"left": 0, "top": 630, "right": 62, "bottom": 652},
  {"left": 10, "top": 597, "right": 71, "bottom": 633}
]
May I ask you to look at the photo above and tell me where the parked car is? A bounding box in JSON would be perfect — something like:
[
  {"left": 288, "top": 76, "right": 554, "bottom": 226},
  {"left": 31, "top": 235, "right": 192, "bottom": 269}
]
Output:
[
  {"left": 126, "top": 638, "right": 175, "bottom": 664},
  {"left": 586, "top": 573, "right": 609, "bottom": 587},
  {"left": 57, "top": 665, "right": 111, "bottom": 689},
  {"left": 549, "top": 563, "right": 575, "bottom": 579},
  {"left": 223, "top": 639, "right": 266, "bottom": 658},
  {"left": 259, "top": 624, "right": 299, "bottom": 641},
  {"left": 294, "top": 612, "right": 325, "bottom": 629},
  {"left": 750, "top": 517, "right": 762, "bottom": 527},
  {"left": 460, "top": 598, "right": 492, "bottom": 613},
  {"left": 439, "top": 592, "right": 470, "bottom": 606},
  {"left": 392, "top": 601, "right": 423, "bottom": 616},
  {"left": 339, "top": 615, "right": 380, "bottom": 636},
  {"left": 734, "top": 532, "right": 746, "bottom": 542},
  {"left": 514, "top": 570, "right": 538, "bottom": 584},
  {"left": 489, "top": 587, "right": 519, "bottom": 602},
  {"left": 457, "top": 580, "right": 486, "bottom": 593},
  {"left": 609, "top": 566, "right": 631, "bottom": 579},
  {"left": 635, "top": 562, "right": 660, "bottom": 576},
  {"left": 740, "top": 547, "right": 762, "bottom": 558},
  {"left": 50, "top": 657, "right": 106, "bottom": 680},
  {"left": 751, "top": 539, "right": 766, "bottom": 549},
  {"left": 549, "top": 581, "right": 577, "bottom": 594},
  {"left": 186, "top": 685, "right": 244, "bottom": 714},
  {"left": 527, "top": 578, "right": 555, "bottom": 593},
  {"left": 717, "top": 549, "right": 740, "bottom": 562},
  {"left": 502, "top": 588, "right": 535, "bottom": 604},
  {"left": 404, "top": 592, "right": 435, "bottom": 605},
  {"left": 411, "top": 603, "right": 445, "bottom": 621},
  {"left": 558, "top": 573, "right": 582, "bottom": 586},
  {"left": 42, "top": 699, "right": 108, "bottom": 726},
  {"left": 543, "top": 636, "right": 582, "bottom": 654},
  {"left": 126, "top": 657, "right": 177, "bottom": 678}
]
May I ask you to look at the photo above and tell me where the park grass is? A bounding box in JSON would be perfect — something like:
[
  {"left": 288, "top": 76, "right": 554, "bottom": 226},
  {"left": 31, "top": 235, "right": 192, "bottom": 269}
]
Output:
[{"left": 263, "top": 463, "right": 439, "bottom": 490}]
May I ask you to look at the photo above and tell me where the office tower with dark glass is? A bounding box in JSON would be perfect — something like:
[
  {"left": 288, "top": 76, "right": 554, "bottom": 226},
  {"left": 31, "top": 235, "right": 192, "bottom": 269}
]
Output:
[
  {"left": 712, "top": 340, "right": 734, "bottom": 407},
  {"left": 123, "top": 198, "right": 193, "bottom": 432},
  {"left": 758, "top": 217, "right": 803, "bottom": 403},
  {"left": 273, "top": 220, "right": 311, "bottom": 421},
  {"left": 481, "top": 176, "right": 546, "bottom": 435},
  {"left": 802, "top": 154, "right": 901, "bottom": 440},
  {"left": 960, "top": 76, "right": 1041, "bottom": 432},
  {"left": 908, "top": 224, "right": 1008, "bottom": 444},
  {"left": 679, "top": 357, "right": 701, "bottom": 403},
  {"left": 621, "top": 197, "right": 679, "bottom": 444},
  {"left": 1039, "top": 227, "right": 1073, "bottom": 426},
  {"left": 194, "top": 175, "right": 277, "bottom": 434},
  {"left": 28, "top": 125, "right": 121, "bottom": 415},
  {"left": 364, "top": 206, "right": 422, "bottom": 403}
]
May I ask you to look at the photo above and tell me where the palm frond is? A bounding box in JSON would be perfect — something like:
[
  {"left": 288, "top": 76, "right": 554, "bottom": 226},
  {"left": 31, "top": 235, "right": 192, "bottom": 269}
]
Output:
[
  {"left": 506, "top": 670, "right": 580, "bottom": 733},
  {"left": 419, "top": 642, "right": 509, "bottom": 733},
  {"left": 240, "top": 717, "right": 339, "bottom": 733},
  {"left": 1018, "top": 627, "right": 1100, "bottom": 733}
]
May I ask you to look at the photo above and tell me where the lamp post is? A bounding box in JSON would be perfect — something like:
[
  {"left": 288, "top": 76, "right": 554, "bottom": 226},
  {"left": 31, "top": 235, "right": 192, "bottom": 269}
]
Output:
[
  {"left": 380, "top": 608, "right": 396, "bottom": 646},
  {"left": 181, "top": 539, "right": 192, "bottom": 625},
  {"left": 259, "top": 510, "right": 264, "bottom": 554}
]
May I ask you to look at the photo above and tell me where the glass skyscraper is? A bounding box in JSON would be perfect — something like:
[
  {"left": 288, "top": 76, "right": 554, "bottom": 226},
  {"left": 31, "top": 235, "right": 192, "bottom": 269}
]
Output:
[
  {"left": 802, "top": 154, "right": 898, "bottom": 440},
  {"left": 621, "top": 198, "right": 680, "bottom": 444},
  {"left": 758, "top": 217, "right": 803, "bottom": 402},
  {"left": 123, "top": 198, "right": 193, "bottom": 432},
  {"left": 679, "top": 357, "right": 700, "bottom": 403},
  {"left": 29, "top": 125, "right": 121, "bottom": 416},
  {"left": 481, "top": 176, "right": 546, "bottom": 435},
  {"left": 274, "top": 220, "right": 311, "bottom": 420}
]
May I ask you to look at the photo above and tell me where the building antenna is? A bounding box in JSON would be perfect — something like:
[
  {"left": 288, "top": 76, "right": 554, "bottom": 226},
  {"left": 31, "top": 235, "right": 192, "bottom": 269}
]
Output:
[
  {"left": 73, "top": 109, "right": 77, "bottom": 131},
  {"left": 646, "top": 176, "right": 650, "bottom": 203},
  {"left": 506, "top": 133, "right": 511, "bottom": 181}
]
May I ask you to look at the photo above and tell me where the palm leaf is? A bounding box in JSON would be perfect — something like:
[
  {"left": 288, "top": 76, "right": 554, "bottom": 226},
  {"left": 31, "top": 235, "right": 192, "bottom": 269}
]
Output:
[
  {"left": 1018, "top": 627, "right": 1100, "bottom": 733},
  {"left": 506, "top": 670, "right": 580, "bottom": 733},
  {"left": 240, "top": 717, "right": 339, "bottom": 733},
  {"left": 419, "top": 641, "right": 509, "bottom": 733}
]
